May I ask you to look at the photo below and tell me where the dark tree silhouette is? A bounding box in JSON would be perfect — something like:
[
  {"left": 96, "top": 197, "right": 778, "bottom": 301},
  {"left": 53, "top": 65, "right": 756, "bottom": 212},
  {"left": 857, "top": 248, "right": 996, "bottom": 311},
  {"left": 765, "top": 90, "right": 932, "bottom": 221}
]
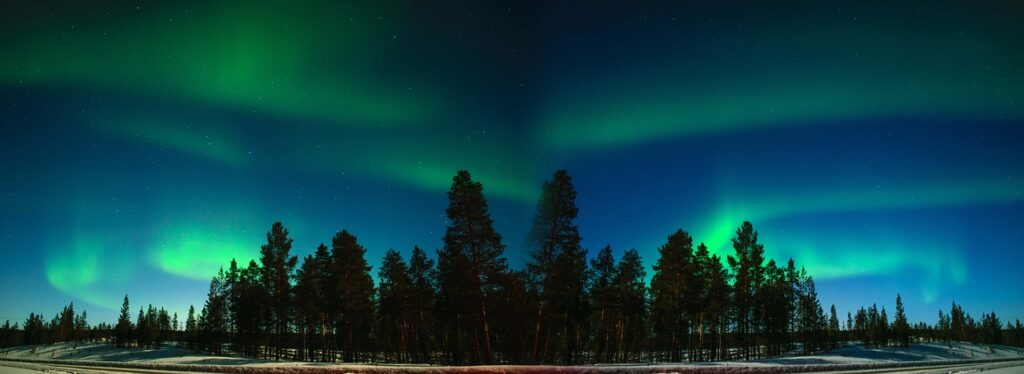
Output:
[
  {"left": 727, "top": 221, "right": 766, "bottom": 359},
  {"left": 329, "top": 230, "right": 376, "bottom": 361},
  {"left": 893, "top": 294, "right": 910, "bottom": 347},
  {"left": 11, "top": 169, "right": 1024, "bottom": 363},
  {"left": 525, "top": 169, "right": 588, "bottom": 364},
  {"left": 115, "top": 295, "right": 133, "bottom": 348},
  {"left": 436, "top": 170, "right": 509, "bottom": 364},
  {"left": 378, "top": 249, "right": 413, "bottom": 362},
  {"left": 259, "top": 222, "right": 298, "bottom": 360},
  {"left": 650, "top": 229, "right": 694, "bottom": 361}
]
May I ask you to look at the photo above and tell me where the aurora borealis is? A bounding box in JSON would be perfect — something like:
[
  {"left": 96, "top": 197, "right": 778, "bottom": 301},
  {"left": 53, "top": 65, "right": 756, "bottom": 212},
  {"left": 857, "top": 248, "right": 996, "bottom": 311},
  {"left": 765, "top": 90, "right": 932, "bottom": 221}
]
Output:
[{"left": 1, "top": 1, "right": 1022, "bottom": 326}]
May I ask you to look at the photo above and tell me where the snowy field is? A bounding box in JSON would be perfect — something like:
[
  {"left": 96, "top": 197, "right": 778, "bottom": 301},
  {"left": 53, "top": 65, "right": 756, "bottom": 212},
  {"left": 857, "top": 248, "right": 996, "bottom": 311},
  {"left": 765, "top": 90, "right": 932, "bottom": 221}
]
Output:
[{"left": 1, "top": 342, "right": 1022, "bottom": 373}]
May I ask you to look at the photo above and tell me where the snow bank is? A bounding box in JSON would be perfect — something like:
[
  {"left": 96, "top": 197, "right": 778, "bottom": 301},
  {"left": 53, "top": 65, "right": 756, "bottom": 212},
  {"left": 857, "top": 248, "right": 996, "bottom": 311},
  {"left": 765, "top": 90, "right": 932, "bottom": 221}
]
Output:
[{"left": 1, "top": 341, "right": 1022, "bottom": 373}]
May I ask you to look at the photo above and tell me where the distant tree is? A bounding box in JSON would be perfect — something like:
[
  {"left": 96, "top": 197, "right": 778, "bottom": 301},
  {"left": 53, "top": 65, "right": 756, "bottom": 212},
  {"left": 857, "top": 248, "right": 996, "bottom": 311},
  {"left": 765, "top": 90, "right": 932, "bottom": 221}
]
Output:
[
  {"left": 950, "top": 301, "right": 966, "bottom": 342},
  {"left": 798, "top": 274, "right": 825, "bottom": 353},
  {"left": 184, "top": 305, "right": 196, "bottom": 349},
  {"left": 435, "top": 170, "right": 509, "bottom": 364},
  {"left": 893, "top": 294, "right": 910, "bottom": 347},
  {"left": 980, "top": 311, "right": 1002, "bottom": 345},
  {"left": 55, "top": 302, "right": 74, "bottom": 343},
  {"left": 23, "top": 313, "right": 46, "bottom": 345},
  {"left": 847, "top": 312, "right": 853, "bottom": 334},
  {"left": 828, "top": 305, "right": 841, "bottom": 349},
  {"left": 115, "top": 295, "right": 133, "bottom": 348},
  {"left": 876, "top": 305, "right": 890, "bottom": 347}
]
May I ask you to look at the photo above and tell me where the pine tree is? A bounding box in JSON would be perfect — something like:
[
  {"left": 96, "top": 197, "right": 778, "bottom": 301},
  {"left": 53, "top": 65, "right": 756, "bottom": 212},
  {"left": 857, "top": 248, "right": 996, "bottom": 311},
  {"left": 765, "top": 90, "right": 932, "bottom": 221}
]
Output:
[
  {"left": 706, "top": 252, "right": 730, "bottom": 361},
  {"left": 798, "top": 275, "right": 824, "bottom": 353},
  {"left": 407, "top": 246, "right": 436, "bottom": 363},
  {"left": 115, "top": 295, "right": 133, "bottom": 348},
  {"left": 185, "top": 305, "right": 196, "bottom": 349},
  {"left": 199, "top": 270, "right": 228, "bottom": 353},
  {"left": 74, "top": 310, "right": 88, "bottom": 342},
  {"left": 436, "top": 170, "right": 509, "bottom": 364},
  {"left": 893, "top": 294, "right": 910, "bottom": 347},
  {"left": 329, "top": 230, "right": 376, "bottom": 362},
  {"left": 589, "top": 245, "right": 617, "bottom": 363},
  {"left": 307, "top": 244, "right": 331, "bottom": 362},
  {"left": 878, "top": 306, "right": 889, "bottom": 347},
  {"left": 525, "top": 169, "right": 588, "bottom": 364},
  {"left": 259, "top": 221, "right": 297, "bottom": 360},
  {"left": 612, "top": 249, "right": 647, "bottom": 363},
  {"left": 649, "top": 229, "right": 694, "bottom": 361},
  {"left": 378, "top": 249, "right": 413, "bottom": 362},
  {"left": 23, "top": 313, "right": 45, "bottom": 345},
  {"left": 828, "top": 305, "right": 840, "bottom": 349},
  {"left": 294, "top": 252, "right": 321, "bottom": 361},
  {"left": 727, "top": 221, "right": 766, "bottom": 359}
]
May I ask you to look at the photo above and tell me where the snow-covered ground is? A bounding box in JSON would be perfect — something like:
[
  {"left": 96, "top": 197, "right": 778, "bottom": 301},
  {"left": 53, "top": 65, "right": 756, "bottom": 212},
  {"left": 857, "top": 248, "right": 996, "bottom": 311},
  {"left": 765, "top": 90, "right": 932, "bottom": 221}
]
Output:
[{"left": 0, "top": 341, "right": 1022, "bottom": 373}]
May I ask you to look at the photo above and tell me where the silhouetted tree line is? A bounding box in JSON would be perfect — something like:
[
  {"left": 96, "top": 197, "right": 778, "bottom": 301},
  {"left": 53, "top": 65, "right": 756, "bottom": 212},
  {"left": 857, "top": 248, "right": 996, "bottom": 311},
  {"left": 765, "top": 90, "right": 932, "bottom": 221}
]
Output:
[{"left": 2, "top": 170, "right": 1022, "bottom": 364}]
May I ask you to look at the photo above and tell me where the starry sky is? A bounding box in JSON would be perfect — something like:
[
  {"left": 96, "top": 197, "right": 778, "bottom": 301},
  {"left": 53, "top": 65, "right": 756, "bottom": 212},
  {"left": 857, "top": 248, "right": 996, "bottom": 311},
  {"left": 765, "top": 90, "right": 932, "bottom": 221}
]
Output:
[{"left": 1, "top": 1, "right": 1023, "bottom": 326}]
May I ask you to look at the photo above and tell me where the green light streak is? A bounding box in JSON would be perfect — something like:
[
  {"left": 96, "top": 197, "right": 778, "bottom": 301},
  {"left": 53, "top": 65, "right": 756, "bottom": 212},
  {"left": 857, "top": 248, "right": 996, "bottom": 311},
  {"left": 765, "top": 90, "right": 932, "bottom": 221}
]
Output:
[
  {"left": 676, "top": 174, "right": 1017, "bottom": 298},
  {"left": 150, "top": 226, "right": 259, "bottom": 280},
  {"left": 696, "top": 174, "right": 1024, "bottom": 255},
  {"left": 539, "top": 18, "right": 1023, "bottom": 149},
  {"left": 91, "top": 118, "right": 248, "bottom": 167},
  {"left": 377, "top": 157, "right": 539, "bottom": 203},
  {"left": 0, "top": 2, "right": 437, "bottom": 126},
  {"left": 45, "top": 233, "right": 133, "bottom": 310}
]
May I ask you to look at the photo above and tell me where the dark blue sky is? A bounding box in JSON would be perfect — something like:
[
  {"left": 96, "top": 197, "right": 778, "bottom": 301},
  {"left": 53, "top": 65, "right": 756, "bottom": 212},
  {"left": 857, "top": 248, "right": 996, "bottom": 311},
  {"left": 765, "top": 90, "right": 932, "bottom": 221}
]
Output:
[{"left": 1, "top": 1, "right": 1022, "bottom": 325}]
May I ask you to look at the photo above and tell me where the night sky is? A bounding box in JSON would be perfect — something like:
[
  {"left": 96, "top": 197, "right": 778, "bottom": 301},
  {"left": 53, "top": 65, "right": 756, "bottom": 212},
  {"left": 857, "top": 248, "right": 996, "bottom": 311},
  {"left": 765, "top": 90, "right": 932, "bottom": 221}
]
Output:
[{"left": 2, "top": 1, "right": 1023, "bottom": 326}]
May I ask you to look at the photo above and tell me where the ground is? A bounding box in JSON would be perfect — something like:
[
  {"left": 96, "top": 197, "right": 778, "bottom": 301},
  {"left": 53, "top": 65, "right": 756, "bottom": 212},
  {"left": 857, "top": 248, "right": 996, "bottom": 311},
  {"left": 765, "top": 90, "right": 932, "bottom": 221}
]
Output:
[{"left": 0, "top": 341, "right": 1022, "bottom": 373}]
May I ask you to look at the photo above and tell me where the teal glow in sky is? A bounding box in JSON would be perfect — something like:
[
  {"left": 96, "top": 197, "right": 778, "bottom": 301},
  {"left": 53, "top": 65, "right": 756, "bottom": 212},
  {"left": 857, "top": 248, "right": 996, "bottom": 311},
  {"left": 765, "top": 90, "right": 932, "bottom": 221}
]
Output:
[{"left": 1, "top": 1, "right": 1022, "bottom": 325}]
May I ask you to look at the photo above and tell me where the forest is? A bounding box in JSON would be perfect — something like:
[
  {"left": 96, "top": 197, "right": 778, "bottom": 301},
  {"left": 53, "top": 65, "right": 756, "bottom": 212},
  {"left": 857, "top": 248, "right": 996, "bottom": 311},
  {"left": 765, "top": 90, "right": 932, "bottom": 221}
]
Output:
[{"left": 1, "top": 170, "right": 1021, "bottom": 365}]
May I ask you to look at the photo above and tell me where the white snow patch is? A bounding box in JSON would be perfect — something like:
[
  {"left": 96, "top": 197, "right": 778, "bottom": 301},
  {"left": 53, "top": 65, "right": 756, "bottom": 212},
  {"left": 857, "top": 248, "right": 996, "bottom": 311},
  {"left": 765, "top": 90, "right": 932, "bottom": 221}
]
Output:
[{"left": 0, "top": 341, "right": 1022, "bottom": 373}]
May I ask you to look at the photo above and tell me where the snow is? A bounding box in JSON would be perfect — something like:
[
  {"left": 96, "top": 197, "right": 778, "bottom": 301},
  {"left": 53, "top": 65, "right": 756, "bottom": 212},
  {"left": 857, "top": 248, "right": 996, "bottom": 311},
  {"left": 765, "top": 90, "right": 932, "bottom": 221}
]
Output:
[
  {"left": 976, "top": 363, "right": 1024, "bottom": 374},
  {"left": 0, "top": 341, "right": 1022, "bottom": 373}
]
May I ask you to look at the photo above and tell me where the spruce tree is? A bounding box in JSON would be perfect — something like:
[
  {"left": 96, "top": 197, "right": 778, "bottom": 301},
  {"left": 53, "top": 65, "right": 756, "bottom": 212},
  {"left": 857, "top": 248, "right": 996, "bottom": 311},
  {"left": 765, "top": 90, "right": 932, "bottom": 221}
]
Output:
[
  {"left": 829, "top": 305, "right": 841, "bottom": 349},
  {"left": 185, "top": 305, "right": 196, "bottom": 349},
  {"left": 115, "top": 295, "right": 133, "bottom": 348},
  {"left": 893, "top": 294, "right": 910, "bottom": 347}
]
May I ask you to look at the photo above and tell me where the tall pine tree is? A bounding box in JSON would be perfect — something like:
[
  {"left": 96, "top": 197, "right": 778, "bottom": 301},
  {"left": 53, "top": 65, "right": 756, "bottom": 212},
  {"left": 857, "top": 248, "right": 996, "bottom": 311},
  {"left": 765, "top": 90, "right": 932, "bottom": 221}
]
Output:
[
  {"left": 525, "top": 169, "right": 588, "bottom": 364},
  {"left": 259, "top": 222, "right": 297, "bottom": 360},
  {"left": 436, "top": 170, "right": 508, "bottom": 364}
]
